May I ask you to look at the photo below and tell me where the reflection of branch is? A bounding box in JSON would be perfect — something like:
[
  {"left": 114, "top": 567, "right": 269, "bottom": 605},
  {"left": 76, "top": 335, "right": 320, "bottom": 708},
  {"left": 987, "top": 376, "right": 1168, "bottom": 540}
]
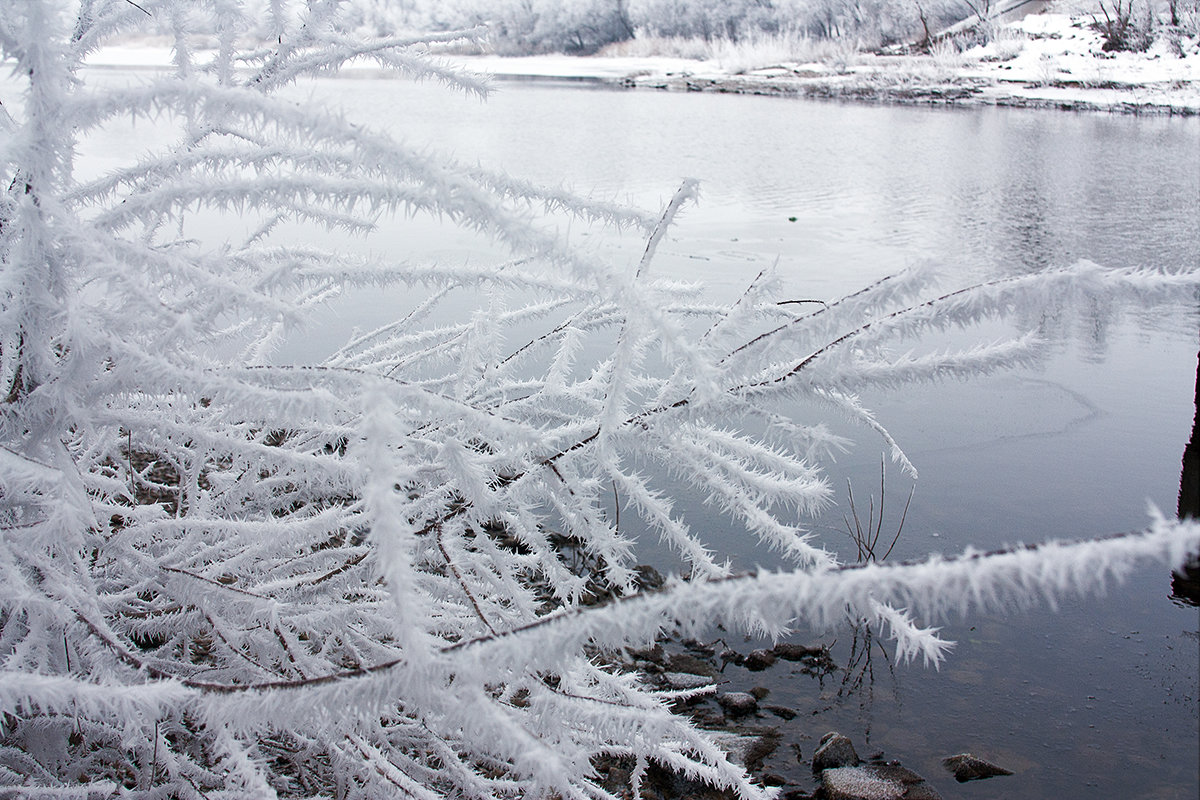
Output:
[{"left": 831, "top": 618, "right": 896, "bottom": 715}]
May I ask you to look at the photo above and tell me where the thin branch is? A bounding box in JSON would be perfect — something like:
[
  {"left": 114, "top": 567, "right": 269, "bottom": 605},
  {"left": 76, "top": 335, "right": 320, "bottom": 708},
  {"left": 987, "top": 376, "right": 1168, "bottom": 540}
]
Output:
[
  {"left": 162, "top": 566, "right": 270, "bottom": 600},
  {"left": 434, "top": 521, "right": 498, "bottom": 636},
  {"left": 634, "top": 179, "right": 698, "bottom": 280}
]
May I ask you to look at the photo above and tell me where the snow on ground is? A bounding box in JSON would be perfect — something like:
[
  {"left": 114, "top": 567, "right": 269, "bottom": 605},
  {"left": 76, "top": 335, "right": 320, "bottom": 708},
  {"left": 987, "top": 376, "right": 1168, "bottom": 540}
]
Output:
[
  {"left": 85, "top": 13, "right": 1200, "bottom": 114},
  {"left": 956, "top": 13, "right": 1200, "bottom": 110},
  {"left": 600, "top": 13, "right": 1200, "bottom": 114},
  {"left": 439, "top": 53, "right": 714, "bottom": 81},
  {"left": 85, "top": 37, "right": 177, "bottom": 69}
]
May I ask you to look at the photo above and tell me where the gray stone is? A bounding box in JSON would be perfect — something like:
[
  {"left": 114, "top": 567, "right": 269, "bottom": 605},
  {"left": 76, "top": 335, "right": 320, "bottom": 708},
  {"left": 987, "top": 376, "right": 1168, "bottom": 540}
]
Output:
[
  {"left": 941, "top": 753, "right": 1013, "bottom": 782},
  {"left": 716, "top": 691, "right": 758, "bottom": 716},
  {"left": 765, "top": 704, "right": 797, "bottom": 720},
  {"left": 812, "top": 732, "right": 860, "bottom": 773},
  {"left": 819, "top": 766, "right": 904, "bottom": 800},
  {"left": 633, "top": 564, "right": 665, "bottom": 591},
  {"left": 682, "top": 638, "right": 716, "bottom": 656},
  {"left": 718, "top": 648, "right": 744, "bottom": 666},
  {"left": 819, "top": 764, "right": 942, "bottom": 800},
  {"left": 867, "top": 764, "right": 924, "bottom": 785},
  {"left": 869, "top": 764, "right": 941, "bottom": 799},
  {"left": 663, "top": 671, "right": 714, "bottom": 690},
  {"left": 690, "top": 707, "right": 726, "bottom": 728}
]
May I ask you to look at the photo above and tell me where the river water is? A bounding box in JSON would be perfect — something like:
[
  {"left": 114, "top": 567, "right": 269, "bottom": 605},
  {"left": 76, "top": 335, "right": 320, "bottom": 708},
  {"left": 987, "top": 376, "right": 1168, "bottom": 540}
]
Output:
[
  {"left": 350, "top": 78, "right": 1200, "bottom": 799},
  {"left": 82, "top": 72, "right": 1200, "bottom": 797}
]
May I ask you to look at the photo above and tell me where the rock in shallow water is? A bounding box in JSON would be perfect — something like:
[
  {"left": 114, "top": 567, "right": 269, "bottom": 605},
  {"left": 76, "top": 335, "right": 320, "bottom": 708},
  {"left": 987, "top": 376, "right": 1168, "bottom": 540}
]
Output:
[
  {"left": 773, "top": 642, "right": 826, "bottom": 661},
  {"left": 744, "top": 648, "right": 778, "bottom": 670},
  {"left": 812, "top": 732, "right": 860, "bottom": 773},
  {"left": 819, "top": 764, "right": 942, "bottom": 800},
  {"left": 941, "top": 753, "right": 1013, "bottom": 782},
  {"left": 716, "top": 691, "right": 758, "bottom": 715},
  {"left": 819, "top": 766, "right": 904, "bottom": 800},
  {"left": 662, "top": 671, "right": 714, "bottom": 690},
  {"left": 765, "top": 704, "right": 797, "bottom": 720}
]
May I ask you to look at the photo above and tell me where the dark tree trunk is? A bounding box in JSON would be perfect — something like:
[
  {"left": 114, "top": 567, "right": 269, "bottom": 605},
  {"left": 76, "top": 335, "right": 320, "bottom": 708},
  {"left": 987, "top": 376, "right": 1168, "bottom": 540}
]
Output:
[{"left": 1172, "top": 337, "right": 1200, "bottom": 605}]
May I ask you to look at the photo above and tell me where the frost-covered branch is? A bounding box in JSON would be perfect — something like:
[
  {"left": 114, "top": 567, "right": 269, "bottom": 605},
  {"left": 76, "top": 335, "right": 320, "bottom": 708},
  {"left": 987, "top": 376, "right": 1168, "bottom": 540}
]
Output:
[{"left": 1, "top": 2, "right": 1198, "bottom": 798}]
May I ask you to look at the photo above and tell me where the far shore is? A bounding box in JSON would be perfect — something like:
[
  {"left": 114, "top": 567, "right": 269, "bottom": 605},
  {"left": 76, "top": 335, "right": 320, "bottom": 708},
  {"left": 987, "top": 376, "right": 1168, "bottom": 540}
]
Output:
[
  {"left": 88, "top": 13, "right": 1200, "bottom": 116},
  {"left": 460, "top": 53, "right": 1200, "bottom": 116}
]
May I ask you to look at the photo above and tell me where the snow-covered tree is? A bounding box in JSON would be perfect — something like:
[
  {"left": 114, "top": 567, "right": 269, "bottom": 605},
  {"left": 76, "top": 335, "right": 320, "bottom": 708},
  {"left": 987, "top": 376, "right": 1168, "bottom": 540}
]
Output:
[
  {"left": 422, "top": 0, "right": 973, "bottom": 50},
  {"left": 431, "top": 0, "right": 634, "bottom": 53},
  {"left": 1, "top": 1, "right": 1198, "bottom": 797},
  {"left": 626, "top": 0, "right": 970, "bottom": 45}
]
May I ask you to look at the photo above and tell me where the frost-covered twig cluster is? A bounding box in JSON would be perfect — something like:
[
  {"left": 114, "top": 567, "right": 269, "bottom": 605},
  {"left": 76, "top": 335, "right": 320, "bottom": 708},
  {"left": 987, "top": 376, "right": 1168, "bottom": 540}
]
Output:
[{"left": 2, "top": 2, "right": 1199, "bottom": 798}]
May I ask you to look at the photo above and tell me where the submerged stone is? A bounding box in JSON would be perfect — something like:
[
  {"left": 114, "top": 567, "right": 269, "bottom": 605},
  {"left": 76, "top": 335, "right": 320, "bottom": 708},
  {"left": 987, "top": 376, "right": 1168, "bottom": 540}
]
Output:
[
  {"left": 765, "top": 704, "right": 797, "bottom": 720},
  {"left": 744, "top": 648, "right": 778, "bottom": 670},
  {"left": 743, "top": 730, "right": 782, "bottom": 772},
  {"left": 941, "top": 753, "right": 1013, "bottom": 782},
  {"left": 773, "top": 642, "right": 826, "bottom": 661}
]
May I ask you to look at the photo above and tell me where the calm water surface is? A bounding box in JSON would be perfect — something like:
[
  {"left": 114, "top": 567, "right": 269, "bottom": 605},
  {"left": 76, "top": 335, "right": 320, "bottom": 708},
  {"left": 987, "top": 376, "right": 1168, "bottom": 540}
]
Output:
[
  {"left": 396, "top": 80, "right": 1200, "bottom": 799},
  {"left": 84, "top": 73, "right": 1200, "bottom": 798}
]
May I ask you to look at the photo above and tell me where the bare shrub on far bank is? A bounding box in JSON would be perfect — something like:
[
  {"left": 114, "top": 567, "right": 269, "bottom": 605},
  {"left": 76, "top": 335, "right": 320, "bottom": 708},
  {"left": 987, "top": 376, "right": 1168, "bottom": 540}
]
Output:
[{"left": 1094, "top": 0, "right": 1156, "bottom": 50}]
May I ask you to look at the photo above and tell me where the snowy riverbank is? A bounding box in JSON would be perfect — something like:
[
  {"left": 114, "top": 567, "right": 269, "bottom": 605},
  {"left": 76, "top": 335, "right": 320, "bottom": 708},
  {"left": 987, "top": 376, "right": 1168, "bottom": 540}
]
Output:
[
  {"left": 463, "top": 13, "right": 1200, "bottom": 115},
  {"left": 87, "top": 13, "right": 1200, "bottom": 115}
]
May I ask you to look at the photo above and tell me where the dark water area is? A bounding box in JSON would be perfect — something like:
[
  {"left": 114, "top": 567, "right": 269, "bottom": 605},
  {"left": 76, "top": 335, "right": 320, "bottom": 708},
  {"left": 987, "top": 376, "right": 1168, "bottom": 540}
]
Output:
[{"left": 79, "top": 72, "right": 1200, "bottom": 798}]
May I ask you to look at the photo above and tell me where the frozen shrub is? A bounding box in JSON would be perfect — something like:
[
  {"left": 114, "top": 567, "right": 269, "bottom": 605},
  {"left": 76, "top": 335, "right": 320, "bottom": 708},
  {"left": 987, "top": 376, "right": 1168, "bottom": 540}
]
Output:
[{"left": 2, "top": 2, "right": 1199, "bottom": 798}]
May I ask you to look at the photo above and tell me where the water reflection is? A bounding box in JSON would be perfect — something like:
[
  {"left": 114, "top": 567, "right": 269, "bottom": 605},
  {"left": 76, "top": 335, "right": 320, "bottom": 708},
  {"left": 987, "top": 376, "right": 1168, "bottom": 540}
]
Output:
[
  {"left": 819, "top": 473, "right": 909, "bottom": 739},
  {"left": 831, "top": 622, "right": 895, "bottom": 727}
]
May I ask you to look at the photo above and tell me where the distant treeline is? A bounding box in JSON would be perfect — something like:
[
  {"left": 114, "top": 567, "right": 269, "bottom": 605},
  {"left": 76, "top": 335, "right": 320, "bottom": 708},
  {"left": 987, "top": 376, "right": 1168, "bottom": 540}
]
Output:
[
  {"left": 227, "top": 0, "right": 977, "bottom": 53},
  {"left": 425, "top": 0, "right": 974, "bottom": 52}
]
